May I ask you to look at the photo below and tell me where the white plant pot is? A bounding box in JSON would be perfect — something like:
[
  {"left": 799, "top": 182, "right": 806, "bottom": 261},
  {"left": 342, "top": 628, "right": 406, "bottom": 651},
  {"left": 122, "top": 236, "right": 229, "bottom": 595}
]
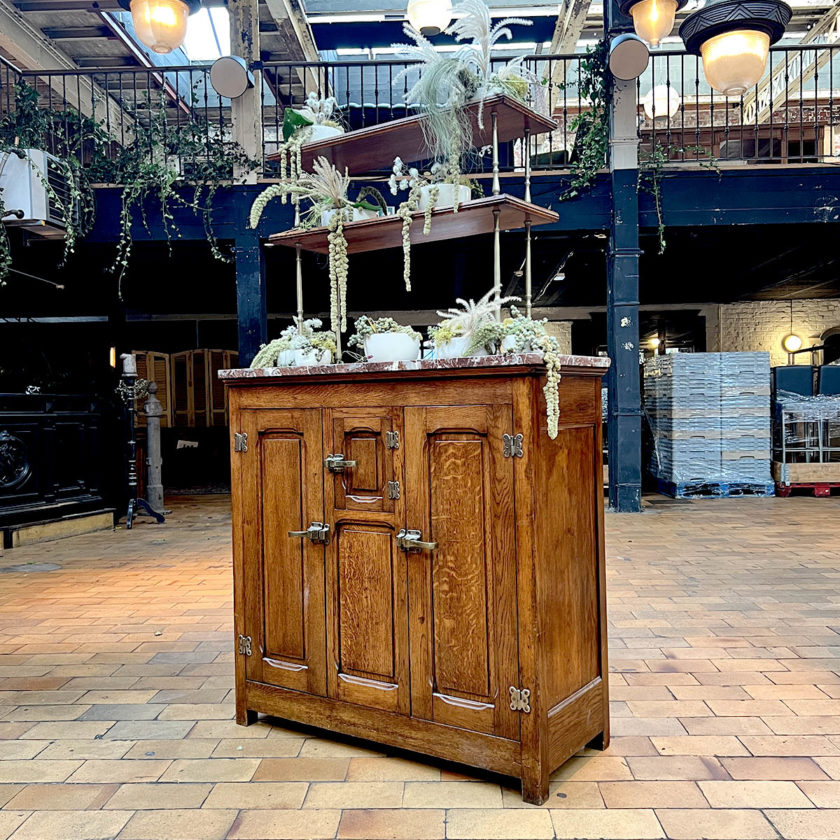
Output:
[
  {"left": 308, "top": 124, "right": 343, "bottom": 143},
  {"left": 500, "top": 335, "right": 519, "bottom": 353},
  {"left": 320, "top": 207, "right": 378, "bottom": 227},
  {"left": 364, "top": 333, "right": 420, "bottom": 363},
  {"left": 293, "top": 348, "right": 332, "bottom": 366},
  {"left": 434, "top": 335, "right": 488, "bottom": 360},
  {"left": 276, "top": 349, "right": 296, "bottom": 366},
  {"left": 418, "top": 183, "right": 471, "bottom": 212}
]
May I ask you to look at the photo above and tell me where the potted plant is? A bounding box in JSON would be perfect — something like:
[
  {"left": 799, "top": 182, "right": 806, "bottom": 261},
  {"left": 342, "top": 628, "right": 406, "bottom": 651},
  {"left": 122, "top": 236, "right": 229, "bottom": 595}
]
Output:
[
  {"left": 250, "top": 158, "right": 388, "bottom": 337},
  {"left": 249, "top": 318, "right": 338, "bottom": 369},
  {"left": 283, "top": 92, "right": 345, "bottom": 144},
  {"left": 348, "top": 316, "right": 422, "bottom": 363},
  {"left": 430, "top": 289, "right": 517, "bottom": 359},
  {"left": 498, "top": 307, "right": 563, "bottom": 439}
]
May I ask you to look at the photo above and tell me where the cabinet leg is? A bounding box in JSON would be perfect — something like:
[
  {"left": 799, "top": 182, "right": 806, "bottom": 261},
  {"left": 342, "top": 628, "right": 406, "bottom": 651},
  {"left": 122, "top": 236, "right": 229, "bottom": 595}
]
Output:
[
  {"left": 236, "top": 708, "right": 258, "bottom": 726},
  {"left": 521, "top": 769, "right": 550, "bottom": 806},
  {"left": 587, "top": 730, "right": 610, "bottom": 751}
]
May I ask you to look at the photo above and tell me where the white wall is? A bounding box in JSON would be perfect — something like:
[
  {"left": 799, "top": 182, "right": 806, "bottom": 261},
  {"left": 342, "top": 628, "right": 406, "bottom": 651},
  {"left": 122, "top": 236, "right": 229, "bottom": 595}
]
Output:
[{"left": 706, "top": 299, "right": 840, "bottom": 366}]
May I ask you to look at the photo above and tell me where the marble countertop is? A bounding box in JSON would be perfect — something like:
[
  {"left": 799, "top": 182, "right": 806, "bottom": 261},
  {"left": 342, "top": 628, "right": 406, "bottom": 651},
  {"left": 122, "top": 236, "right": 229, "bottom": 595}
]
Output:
[{"left": 220, "top": 352, "right": 611, "bottom": 380}]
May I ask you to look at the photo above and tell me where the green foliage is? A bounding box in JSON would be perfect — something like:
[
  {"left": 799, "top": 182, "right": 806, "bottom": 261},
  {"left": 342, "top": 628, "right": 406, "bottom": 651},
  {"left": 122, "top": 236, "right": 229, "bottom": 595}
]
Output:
[
  {"left": 562, "top": 39, "right": 610, "bottom": 201},
  {"left": 0, "top": 79, "right": 259, "bottom": 292},
  {"left": 347, "top": 315, "right": 422, "bottom": 350},
  {"left": 283, "top": 108, "right": 313, "bottom": 142}
]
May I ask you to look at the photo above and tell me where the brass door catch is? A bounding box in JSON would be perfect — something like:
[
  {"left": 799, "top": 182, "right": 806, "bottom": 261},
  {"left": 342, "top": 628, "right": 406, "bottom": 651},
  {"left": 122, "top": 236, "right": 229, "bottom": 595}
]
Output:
[
  {"left": 288, "top": 522, "right": 330, "bottom": 544},
  {"left": 325, "top": 454, "right": 357, "bottom": 472},
  {"left": 397, "top": 528, "right": 437, "bottom": 552}
]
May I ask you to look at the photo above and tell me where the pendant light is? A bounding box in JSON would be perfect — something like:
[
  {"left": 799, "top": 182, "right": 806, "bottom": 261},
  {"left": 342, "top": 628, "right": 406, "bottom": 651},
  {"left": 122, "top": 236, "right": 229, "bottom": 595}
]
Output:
[
  {"left": 643, "top": 84, "right": 682, "bottom": 119},
  {"left": 619, "top": 0, "right": 687, "bottom": 48},
  {"left": 679, "top": 0, "right": 792, "bottom": 97},
  {"left": 118, "top": 0, "right": 202, "bottom": 55},
  {"left": 406, "top": 0, "right": 453, "bottom": 36}
]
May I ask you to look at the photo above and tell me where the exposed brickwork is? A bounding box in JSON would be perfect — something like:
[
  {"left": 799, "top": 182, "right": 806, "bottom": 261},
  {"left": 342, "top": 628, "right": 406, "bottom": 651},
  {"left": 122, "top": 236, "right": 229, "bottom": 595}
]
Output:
[
  {"left": 0, "top": 495, "right": 837, "bottom": 839},
  {"left": 707, "top": 299, "right": 840, "bottom": 366}
]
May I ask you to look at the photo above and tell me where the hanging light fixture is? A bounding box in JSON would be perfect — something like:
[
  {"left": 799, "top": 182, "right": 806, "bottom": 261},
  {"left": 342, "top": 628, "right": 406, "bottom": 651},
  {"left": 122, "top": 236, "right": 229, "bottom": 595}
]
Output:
[
  {"left": 643, "top": 84, "right": 682, "bottom": 119},
  {"left": 406, "top": 0, "right": 452, "bottom": 36},
  {"left": 118, "top": 0, "right": 202, "bottom": 55},
  {"left": 620, "top": 0, "right": 687, "bottom": 48},
  {"left": 679, "top": 0, "right": 791, "bottom": 97}
]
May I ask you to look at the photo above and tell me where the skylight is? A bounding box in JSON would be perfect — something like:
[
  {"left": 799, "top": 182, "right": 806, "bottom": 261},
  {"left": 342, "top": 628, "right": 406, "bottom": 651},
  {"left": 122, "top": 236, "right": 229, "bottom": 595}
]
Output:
[{"left": 182, "top": 7, "right": 230, "bottom": 62}]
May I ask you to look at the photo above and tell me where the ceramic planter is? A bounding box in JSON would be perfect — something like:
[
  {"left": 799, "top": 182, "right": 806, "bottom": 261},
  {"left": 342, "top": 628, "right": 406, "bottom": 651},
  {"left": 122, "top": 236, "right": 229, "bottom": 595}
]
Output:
[
  {"left": 364, "top": 333, "right": 421, "bottom": 363},
  {"left": 294, "top": 348, "right": 332, "bottom": 366},
  {"left": 434, "top": 335, "right": 489, "bottom": 360},
  {"left": 276, "top": 349, "right": 296, "bottom": 366},
  {"left": 308, "top": 124, "right": 343, "bottom": 143},
  {"left": 418, "top": 183, "right": 471, "bottom": 212},
  {"left": 320, "top": 207, "right": 378, "bottom": 227}
]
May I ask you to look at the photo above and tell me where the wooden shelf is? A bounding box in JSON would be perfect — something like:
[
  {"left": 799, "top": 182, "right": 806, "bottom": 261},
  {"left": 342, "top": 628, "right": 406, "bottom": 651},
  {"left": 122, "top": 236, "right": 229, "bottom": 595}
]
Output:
[
  {"left": 267, "top": 195, "right": 558, "bottom": 256},
  {"left": 267, "top": 95, "right": 556, "bottom": 176}
]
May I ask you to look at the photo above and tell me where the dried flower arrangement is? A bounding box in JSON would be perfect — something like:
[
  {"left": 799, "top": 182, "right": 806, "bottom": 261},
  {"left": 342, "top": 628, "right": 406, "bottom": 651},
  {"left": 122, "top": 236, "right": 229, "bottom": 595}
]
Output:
[
  {"left": 250, "top": 318, "right": 338, "bottom": 369},
  {"left": 430, "top": 289, "right": 518, "bottom": 358},
  {"left": 249, "top": 157, "right": 387, "bottom": 336}
]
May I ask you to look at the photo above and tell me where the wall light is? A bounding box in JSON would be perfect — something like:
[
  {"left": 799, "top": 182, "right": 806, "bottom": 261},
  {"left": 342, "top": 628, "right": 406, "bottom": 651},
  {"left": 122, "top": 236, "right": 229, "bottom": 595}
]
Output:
[
  {"left": 210, "top": 56, "right": 254, "bottom": 99},
  {"left": 109, "top": 346, "right": 117, "bottom": 368},
  {"left": 620, "top": 0, "right": 686, "bottom": 48},
  {"left": 119, "top": 0, "right": 202, "bottom": 55},
  {"left": 782, "top": 333, "right": 803, "bottom": 353},
  {"left": 608, "top": 33, "right": 650, "bottom": 80},
  {"left": 649, "top": 336, "right": 661, "bottom": 349},
  {"left": 406, "top": 0, "right": 452, "bottom": 35},
  {"left": 679, "top": 0, "right": 791, "bottom": 97}
]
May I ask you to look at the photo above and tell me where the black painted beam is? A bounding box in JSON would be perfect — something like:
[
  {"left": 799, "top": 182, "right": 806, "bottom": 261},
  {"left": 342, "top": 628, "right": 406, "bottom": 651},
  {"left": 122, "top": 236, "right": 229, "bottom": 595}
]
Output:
[{"left": 42, "top": 25, "right": 114, "bottom": 39}]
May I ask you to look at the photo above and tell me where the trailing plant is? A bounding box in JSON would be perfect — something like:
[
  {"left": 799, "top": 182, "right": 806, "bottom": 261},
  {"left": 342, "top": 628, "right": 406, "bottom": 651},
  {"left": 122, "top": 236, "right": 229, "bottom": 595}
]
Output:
[
  {"left": 250, "top": 317, "right": 337, "bottom": 368},
  {"left": 561, "top": 39, "right": 610, "bottom": 201},
  {"left": 347, "top": 315, "right": 422, "bottom": 353},
  {"left": 637, "top": 142, "right": 719, "bottom": 254},
  {"left": 499, "top": 306, "right": 563, "bottom": 439},
  {"left": 249, "top": 157, "right": 385, "bottom": 335}
]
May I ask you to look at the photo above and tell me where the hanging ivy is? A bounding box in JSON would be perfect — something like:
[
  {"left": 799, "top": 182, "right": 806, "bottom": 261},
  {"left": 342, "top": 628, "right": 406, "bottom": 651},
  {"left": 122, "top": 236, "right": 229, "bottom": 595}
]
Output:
[{"left": 0, "top": 79, "right": 259, "bottom": 292}]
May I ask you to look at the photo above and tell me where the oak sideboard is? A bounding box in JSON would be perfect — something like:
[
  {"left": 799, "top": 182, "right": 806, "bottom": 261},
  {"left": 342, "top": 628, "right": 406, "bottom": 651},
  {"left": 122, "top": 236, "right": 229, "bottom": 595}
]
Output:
[{"left": 222, "top": 353, "right": 610, "bottom": 804}]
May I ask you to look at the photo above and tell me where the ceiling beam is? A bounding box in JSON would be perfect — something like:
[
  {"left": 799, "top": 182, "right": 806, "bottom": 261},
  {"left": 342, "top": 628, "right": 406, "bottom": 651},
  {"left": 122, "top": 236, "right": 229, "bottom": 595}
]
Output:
[
  {"left": 550, "top": 0, "right": 590, "bottom": 55},
  {"left": 0, "top": 0, "right": 134, "bottom": 139},
  {"left": 41, "top": 25, "right": 114, "bottom": 39},
  {"left": 263, "top": 0, "right": 320, "bottom": 62}
]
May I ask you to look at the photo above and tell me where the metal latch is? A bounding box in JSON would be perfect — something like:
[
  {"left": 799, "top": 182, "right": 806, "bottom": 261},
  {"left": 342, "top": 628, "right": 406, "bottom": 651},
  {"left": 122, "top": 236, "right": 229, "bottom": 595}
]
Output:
[
  {"left": 233, "top": 432, "right": 248, "bottom": 453},
  {"left": 238, "top": 635, "right": 252, "bottom": 656},
  {"left": 396, "top": 528, "right": 437, "bottom": 553},
  {"left": 503, "top": 433, "right": 524, "bottom": 458},
  {"left": 509, "top": 686, "right": 531, "bottom": 713},
  {"left": 325, "top": 454, "right": 357, "bottom": 473},
  {"left": 388, "top": 480, "right": 400, "bottom": 500},
  {"left": 288, "top": 521, "right": 330, "bottom": 544},
  {"left": 385, "top": 431, "right": 400, "bottom": 450}
]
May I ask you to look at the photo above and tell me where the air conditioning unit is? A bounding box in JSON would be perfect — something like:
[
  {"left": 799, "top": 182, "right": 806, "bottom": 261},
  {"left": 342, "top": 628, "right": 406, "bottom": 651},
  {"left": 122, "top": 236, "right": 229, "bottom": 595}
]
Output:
[{"left": 0, "top": 149, "right": 78, "bottom": 239}]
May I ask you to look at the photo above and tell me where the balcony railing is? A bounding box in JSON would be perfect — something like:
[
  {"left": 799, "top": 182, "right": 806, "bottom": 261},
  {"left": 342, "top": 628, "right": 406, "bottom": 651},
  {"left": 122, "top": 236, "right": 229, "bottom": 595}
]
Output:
[{"left": 1, "top": 44, "right": 838, "bottom": 183}]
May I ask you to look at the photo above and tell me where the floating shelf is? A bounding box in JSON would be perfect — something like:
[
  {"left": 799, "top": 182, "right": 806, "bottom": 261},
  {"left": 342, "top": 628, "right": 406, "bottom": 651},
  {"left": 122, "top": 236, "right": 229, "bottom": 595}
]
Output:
[
  {"left": 267, "top": 95, "right": 556, "bottom": 176},
  {"left": 267, "top": 195, "right": 559, "bottom": 256}
]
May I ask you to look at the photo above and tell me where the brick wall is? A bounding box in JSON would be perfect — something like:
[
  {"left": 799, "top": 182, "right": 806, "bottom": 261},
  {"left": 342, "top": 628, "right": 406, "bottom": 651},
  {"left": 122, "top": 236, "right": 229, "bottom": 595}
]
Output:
[
  {"left": 546, "top": 321, "right": 573, "bottom": 354},
  {"left": 706, "top": 299, "right": 840, "bottom": 367}
]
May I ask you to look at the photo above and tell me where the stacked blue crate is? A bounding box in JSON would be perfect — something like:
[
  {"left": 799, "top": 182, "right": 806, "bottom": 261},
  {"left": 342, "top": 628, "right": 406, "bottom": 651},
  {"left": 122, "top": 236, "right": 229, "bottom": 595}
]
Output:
[{"left": 644, "top": 353, "right": 772, "bottom": 496}]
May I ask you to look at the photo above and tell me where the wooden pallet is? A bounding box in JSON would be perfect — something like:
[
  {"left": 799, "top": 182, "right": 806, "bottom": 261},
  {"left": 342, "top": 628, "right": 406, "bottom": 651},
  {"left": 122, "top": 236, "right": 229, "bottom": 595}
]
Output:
[
  {"left": 655, "top": 478, "right": 775, "bottom": 499},
  {"left": 775, "top": 482, "right": 840, "bottom": 498}
]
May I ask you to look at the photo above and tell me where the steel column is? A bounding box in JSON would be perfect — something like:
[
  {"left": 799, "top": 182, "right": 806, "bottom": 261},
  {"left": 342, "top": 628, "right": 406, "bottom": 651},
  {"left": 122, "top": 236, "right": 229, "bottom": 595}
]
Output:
[
  {"left": 234, "top": 229, "right": 268, "bottom": 366},
  {"left": 606, "top": 0, "right": 643, "bottom": 512}
]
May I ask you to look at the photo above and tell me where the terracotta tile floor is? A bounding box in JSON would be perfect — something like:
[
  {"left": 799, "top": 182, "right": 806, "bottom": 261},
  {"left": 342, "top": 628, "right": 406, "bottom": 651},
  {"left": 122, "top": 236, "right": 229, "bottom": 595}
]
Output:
[{"left": 0, "top": 494, "right": 838, "bottom": 839}]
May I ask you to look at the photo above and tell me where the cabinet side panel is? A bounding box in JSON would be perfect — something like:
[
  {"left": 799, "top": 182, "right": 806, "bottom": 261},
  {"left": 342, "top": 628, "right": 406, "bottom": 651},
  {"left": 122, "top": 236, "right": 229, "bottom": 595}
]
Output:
[
  {"left": 430, "top": 436, "right": 490, "bottom": 699},
  {"left": 262, "top": 436, "right": 306, "bottom": 660},
  {"left": 536, "top": 380, "right": 602, "bottom": 709},
  {"left": 337, "top": 524, "right": 395, "bottom": 680}
]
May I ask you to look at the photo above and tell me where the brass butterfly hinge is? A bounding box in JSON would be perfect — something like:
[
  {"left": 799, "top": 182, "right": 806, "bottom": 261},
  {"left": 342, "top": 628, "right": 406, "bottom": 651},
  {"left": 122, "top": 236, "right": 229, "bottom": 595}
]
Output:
[
  {"left": 385, "top": 431, "right": 400, "bottom": 450},
  {"left": 388, "top": 480, "right": 401, "bottom": 500},
  {"left": 509, "top": 686, "right": 531, "bottom": 713},
  {"left": 233, "top": 432, "right": 248, "bottom": 453},
  {"left": 503, "top": 433, "right": 524, "bottom": 458},
  {"left": 237, "top": 635, "right": 252, "bottom": 656}
]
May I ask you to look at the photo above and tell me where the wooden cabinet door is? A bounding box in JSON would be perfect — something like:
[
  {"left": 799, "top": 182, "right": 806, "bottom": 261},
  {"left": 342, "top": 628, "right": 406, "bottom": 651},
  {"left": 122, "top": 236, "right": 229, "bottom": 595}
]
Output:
[
  {"left": 324, "top": 409, "right": 409, "bottom": 714},
  {"left": 404, "top": 405, "right": 519, "bottom": 739},
  {"left": 237, "top": 409, "right": 326, "bottom": 695}
]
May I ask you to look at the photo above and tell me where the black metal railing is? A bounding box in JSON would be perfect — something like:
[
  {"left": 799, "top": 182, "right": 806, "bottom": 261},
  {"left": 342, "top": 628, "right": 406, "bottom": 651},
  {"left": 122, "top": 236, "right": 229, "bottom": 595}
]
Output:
[{"left": 1, "top": 44, "right": 837, "bottom": 180}]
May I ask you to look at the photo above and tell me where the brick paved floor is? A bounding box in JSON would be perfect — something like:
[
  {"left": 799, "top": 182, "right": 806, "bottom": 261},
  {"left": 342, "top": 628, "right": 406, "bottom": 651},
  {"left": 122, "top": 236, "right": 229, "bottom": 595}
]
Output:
[{"left": 0, "top": 495, "right": 838, "bottom": 840}]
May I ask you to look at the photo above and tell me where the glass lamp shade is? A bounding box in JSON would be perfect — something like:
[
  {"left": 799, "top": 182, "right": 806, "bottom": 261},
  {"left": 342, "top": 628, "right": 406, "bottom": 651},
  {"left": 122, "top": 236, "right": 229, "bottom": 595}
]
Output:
[
  {"left": 630, "top": 0, "right": 679, "bottom": 47},
  {"left": 643, "top": 84, "right": 681, "bottom": 119},
  {"left": 783, "top": 333, "right": 803, "bottom": 353},
  {"left": 699, "top": 28, "right": 770, "bottom": 96},
  {"left": 406, "top": 0, "right": 452, "bottom": 36},
  {"left": 130, "top": 0, "right": 191, "bottom": 54}
]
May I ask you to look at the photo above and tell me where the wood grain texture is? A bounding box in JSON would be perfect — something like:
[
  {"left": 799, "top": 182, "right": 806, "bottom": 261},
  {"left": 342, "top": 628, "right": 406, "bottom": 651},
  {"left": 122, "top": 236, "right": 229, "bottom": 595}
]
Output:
[
  {"left": 268, "top": 196, "right": 559, "bottom": 255},
  {"left": 266, "top": 94, "right": 557, "bottom": 175}
]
